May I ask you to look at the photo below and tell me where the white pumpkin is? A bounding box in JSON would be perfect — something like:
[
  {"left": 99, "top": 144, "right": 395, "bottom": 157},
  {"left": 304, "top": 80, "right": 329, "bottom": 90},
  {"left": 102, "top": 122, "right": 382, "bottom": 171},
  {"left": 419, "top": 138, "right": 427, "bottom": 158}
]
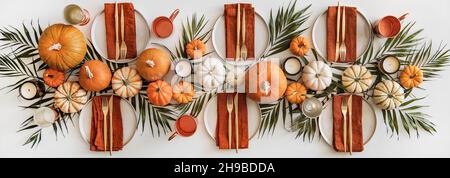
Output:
[
  {"left": 373, "top": 80, "right": 404, "bottom": 110},
  {"left": 195, "top": 58, "right": 226, "bottom": 91},
  {"left": 342, "top": 65, "right": 373, "bottom": 93},
  {"left": 302, "top": 60, "right": 332, "bottom": 91},
  {"left": 54, "top": 82, "right": 88, "bottom": 113},
  {"left": 112, "top": 67, "right": 143, "bottom": 98}
]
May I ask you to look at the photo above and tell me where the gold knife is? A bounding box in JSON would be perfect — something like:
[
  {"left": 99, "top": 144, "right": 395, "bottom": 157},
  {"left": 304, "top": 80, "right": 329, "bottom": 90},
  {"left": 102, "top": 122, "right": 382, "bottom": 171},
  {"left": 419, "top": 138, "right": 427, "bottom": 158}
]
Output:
[
  {"left": 348, "top": 95, "right": 353, "bottom": 155},
  {"left": 236, "top": 4, "right": 241, "bottom": 60},
  {"left": 114, "top": 2, "right": 120, "bottom": 60},
  {"left": 334, "top": 2, "right": 341, "bottom": 62},
  {"left": 109, "top": 95, "right": 114, "bottom": 156}
]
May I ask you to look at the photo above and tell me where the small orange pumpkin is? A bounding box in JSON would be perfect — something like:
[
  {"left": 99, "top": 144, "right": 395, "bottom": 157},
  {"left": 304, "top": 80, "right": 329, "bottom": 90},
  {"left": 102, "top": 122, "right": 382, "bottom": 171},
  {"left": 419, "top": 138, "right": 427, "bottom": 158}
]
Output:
[
  {"left": 147, "top": 80, "right": 173, "bottom": 106},
  {"left": 186, "top": 39, "right": 206, "bottom": 59},
  {"left": 400, "top": 65, "right": 423, "bottom": 89},
  {"left": 289, "top": 36, "right": 310, "bottom": 57},
  {"left": 136, "top": 48, "right": 171, "bottom": 81},
  {"left": 172, "top": 81, "right": 195, "bottom": 104},
  {"left": 285, "top": 82, "right": 307, "bottom": 104},
  {"left": 79, "top": 60, "right": 112, "bottom": 92},
  {"left": 43, "top": 68, "right": 65, "bottom": 88}
]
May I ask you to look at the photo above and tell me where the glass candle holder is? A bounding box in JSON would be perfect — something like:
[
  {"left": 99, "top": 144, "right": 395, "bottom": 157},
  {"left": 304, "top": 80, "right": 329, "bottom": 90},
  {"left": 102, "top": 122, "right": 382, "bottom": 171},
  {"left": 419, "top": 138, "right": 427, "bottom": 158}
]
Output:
[{"left": 64, "top": 4, "right": 90, "bottom": 26}]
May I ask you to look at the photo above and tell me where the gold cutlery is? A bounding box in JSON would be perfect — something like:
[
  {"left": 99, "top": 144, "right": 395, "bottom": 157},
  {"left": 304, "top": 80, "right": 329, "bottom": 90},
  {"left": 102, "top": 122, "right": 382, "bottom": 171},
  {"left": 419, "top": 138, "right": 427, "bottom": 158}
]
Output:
[
  {"left": 341, "top": 96, "right": 348, "bottom": 153},
  {"left": 348, "top": 95, "right": 353, "bottom": 155},
  {"left": 101, "top": 97, "right": 108, "bottom": 152},
  {"left": 339, "top": 6, "right": 347, "bottom": 63},
  {"left": 119, "top": 4, "right": 128, "bottom": 59},
  {"left": 235, "top": 4, "right": 241, "bottom": 60},
  {"left": 108, "top": 96, "right": 114, "bottom": 156},
  {"left": 234, "top": 3, "right": 241, "bottom": 153},
  {"left": 226, "top": 95, "right": 234, "bottom": 149},
  {"left": 240, "top": 8, "right": 248, "bottom": 61},
  {"left": 334, "top": 2, "right": 341, "bottom": 62},
  {"left": 234, "top": 93, "right": 239, "bottom": 153},
  {"left": 114, "top": 2, "right": 120, "bottom": 60}
]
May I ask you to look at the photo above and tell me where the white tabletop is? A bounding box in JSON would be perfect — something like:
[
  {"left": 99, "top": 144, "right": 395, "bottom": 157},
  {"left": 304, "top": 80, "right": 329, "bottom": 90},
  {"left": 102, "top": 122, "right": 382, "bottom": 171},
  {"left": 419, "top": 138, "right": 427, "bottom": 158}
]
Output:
[{"left": 1, "top": 0, "right": 450, "bottom": 158}]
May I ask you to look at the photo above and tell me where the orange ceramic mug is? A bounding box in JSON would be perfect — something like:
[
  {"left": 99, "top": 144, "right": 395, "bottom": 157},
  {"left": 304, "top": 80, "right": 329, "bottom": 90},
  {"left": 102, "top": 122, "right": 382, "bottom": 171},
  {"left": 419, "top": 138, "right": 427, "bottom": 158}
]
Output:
[
  {"left": 168, "top": 115, "right": 197, "bottom": 141},
  {"left": 152, "top": 9, "right": 180, "bottom": 38},
  {"left": 373, "top": 13, "right": 409, "bottom": 38}
]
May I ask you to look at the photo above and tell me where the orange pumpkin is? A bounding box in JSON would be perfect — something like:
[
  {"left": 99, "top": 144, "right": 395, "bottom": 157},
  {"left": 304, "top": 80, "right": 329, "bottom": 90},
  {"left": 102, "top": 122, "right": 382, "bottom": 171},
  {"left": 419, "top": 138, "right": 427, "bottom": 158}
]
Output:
[
  {"left": 147, "top": 80, "right": 173, "bottom": 106},
  {"left": 38, "top": 24, "right": 87, "bottom": 71},
  {"left": 172, "top": 81, "right": 195, "bottom": 104},
  {"left": 400, "top": 65, "right": 423, "bottom": 89},
  {"left": 136, "top": 48, "right": 171, "bottom": 81},
  {"left": 245, "top": 61, "right": 288, "bottom": 103},
  {"left": 289, "top": 36, "right": 310, "bottom": 57},
  {"left": 79, "top": 60, "right": 112, "bottom": 91},
  {"left": 285, "top": 82, "right": 307, "bottom": 104},
  {"left": 186, "top": 39, "right": 206, "bottom": 59},
  {"left": 43, "top": 68, "right": 65, "bottom": 88}
]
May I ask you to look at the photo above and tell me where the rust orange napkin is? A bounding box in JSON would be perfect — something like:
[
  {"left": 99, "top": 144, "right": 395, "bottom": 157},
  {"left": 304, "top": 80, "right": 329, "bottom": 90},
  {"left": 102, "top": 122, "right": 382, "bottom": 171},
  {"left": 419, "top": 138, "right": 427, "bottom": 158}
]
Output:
[
  {"left": 215, "top": 3, "right": 254, "bottom": 149},
  {"left": 104, "top": 3, "right": 137, "bottom": 59},
  {"left": 90, "top": 96, "right": 123, "bottom": 151},
  {"left": 326, "top": 6, "right": 357, "bottom": 62},
  {"left": 332, "top": 95, "right": 363, "bottom": 152}
]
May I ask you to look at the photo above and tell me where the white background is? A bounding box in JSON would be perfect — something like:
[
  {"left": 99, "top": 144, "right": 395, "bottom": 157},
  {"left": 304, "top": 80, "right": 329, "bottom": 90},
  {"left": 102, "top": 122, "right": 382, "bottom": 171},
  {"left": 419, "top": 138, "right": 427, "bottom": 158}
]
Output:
[{"left": 1, "top": 0, "right": 450, "bottom": 158}]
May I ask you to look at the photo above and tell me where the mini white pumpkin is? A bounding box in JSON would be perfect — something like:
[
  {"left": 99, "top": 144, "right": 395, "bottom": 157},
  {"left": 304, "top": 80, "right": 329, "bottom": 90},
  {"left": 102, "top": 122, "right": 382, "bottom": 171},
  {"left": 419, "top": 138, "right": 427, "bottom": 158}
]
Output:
[
  {"left": 302, "top": 60, "right": 332, "bottom": 91},
  {"left": 54, "top": 81, "right": 88, "bottom": 113},
  {"left": 195, "top": 58, "right": 226, "bottom": 91},
  {"left": 112, "top": 67, "right": 143, "bottom": 98},
  {"left": 373, "top": 80, "right": 404, "bottom": 110},
  {"left": 342, "top": 65, "right": 373, "bottom": 93}
]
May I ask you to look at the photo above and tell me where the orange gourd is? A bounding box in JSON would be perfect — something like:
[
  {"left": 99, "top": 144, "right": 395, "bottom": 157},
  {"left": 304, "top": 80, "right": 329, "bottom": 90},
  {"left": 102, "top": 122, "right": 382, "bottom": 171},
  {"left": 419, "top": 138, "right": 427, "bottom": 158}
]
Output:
[
  {"left": 186, "top": 39, "right": 206, "bottom": 59},
  {"left": 38, "top": 24, "right": 87, "bottom": 71},
  {"left": 289, "top": 36, "right": 310, "bottom": 57},
  {"left": 79, "top": 60, "right": 112, "bottom": 92},
  {"left": 245, "top": 61, "right": 288, "bottom": 103},
  {"left": 172, "top": 81, "right": 195, "bottom": 104},
  {"left": 285, "top": 82, "right": 307, "bottom": 104},
  {"left": 43, "top": 68, "right": 65, "bottom": 88},
  {"left": 147, "top": 80, "right": 173, "bottom": 106},
  {"left": 136, "top": 48, "right": 171, "bottom": 81},
  {"left": 400, "top": 65, "right": 423, "bottom": 89}
]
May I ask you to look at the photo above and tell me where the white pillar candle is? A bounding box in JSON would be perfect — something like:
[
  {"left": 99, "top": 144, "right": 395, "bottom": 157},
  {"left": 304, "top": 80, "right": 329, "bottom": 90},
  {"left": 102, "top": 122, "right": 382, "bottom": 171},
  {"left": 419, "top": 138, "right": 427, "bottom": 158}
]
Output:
[
  {"left": 283, "top": 57, "right": 302, "bottom": 75},
  {"left": 20, "top": 82, "right": 38, "bottom": 100},
  {"left": 381, "top": 56, "right": 400, "bottom": 74},
  {"left": 175, "top": 60, "right": 192, "bottom": 78}
]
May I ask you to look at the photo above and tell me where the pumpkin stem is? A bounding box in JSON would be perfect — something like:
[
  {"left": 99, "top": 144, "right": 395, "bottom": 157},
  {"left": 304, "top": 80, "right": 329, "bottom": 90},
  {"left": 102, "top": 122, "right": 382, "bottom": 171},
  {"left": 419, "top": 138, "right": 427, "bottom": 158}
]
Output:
[
  {"left": 84, "top": 66, "right": 94, "bottom": 79},
  {"left": 48, "top": 43, "right": 62, "bottom": 51},
  {"left": 260, "top": 81, "right": 271, "bottom": 95},
  {"left": 146, "top": 60, "right": 156, "bottom": 68}
]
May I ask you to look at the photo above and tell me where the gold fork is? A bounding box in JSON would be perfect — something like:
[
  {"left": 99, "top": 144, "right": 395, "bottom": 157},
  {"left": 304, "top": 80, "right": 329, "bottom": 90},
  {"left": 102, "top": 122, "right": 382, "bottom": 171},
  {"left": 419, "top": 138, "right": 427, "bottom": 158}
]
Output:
[
  {"left": 341, "top": 96, "right": 348, "bottom": 153},
  {"left": 119, "top": 4, "right": 128, "bottom": 59},
  {"left": 240, "top": 8, "right": 248, "bottom": 61},
  {"left": 226, "top": 95, "right": 234, "bottom": 149},
  {"left": 101, "top": 97, "right": 108, "bottom": 152}
]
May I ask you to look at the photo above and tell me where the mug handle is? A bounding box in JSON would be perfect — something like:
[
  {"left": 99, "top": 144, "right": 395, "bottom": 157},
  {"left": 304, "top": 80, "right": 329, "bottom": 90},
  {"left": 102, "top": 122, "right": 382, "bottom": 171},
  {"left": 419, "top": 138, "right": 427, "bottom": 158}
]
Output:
[
  {"left": 169, "top": 9, "right": 180, "bottom": 22},
  {"left": 398, "top": 13, "right": 409, "bottom": 21},
  {"left": 168, "top": 131, "right": 178, "bottom": 141}
]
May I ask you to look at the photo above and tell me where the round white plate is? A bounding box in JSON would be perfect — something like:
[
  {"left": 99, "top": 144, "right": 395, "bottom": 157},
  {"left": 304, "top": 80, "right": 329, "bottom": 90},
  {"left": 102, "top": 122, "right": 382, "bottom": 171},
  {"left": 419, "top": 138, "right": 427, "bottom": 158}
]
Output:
[
  {"left": 203, "top": 95, "right": 261, "bottom": 141},
  {"left": 91, "top": 9, "right": 150, "bottom": 63},
  {"left": 212, "top": 12, "right": 269, "bottom": 60},
  {"left": 318, "top": 96, "right": 377, "bottom": 146},
  {"left": 79, "top": 96, "right": 137, "bottom": 146},
  {"left": 311, "top": 9, "right": 373, "bottom": 63}
]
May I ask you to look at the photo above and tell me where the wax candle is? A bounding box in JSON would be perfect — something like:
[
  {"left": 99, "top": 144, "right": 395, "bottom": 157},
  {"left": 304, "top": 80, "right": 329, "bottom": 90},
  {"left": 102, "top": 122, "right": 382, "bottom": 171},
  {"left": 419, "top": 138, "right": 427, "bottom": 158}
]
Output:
[
  {"left": 283, "top": 57, "right": 302, "bottom": 75},
  {"left": 301, "top": 97, "right": 323, "bottom": 118},
  {"left": 175, "top": 60, "right": 192, "bottom": 78},
  {"left": 19, "top": 80, "right": 44, "bottom": 100},
  {"left": 379, "top": 56, "right": 400, "bottom": 74}
]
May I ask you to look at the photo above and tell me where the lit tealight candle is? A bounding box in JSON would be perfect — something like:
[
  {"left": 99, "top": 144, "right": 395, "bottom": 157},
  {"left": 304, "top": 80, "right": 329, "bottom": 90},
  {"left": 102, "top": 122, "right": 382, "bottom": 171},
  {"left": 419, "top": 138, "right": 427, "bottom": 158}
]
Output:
[
  {"left": 283, "top": 57, "right": 302, "bottom": 75},
  {"left": 175, "top": 60, "right": 192, "bottom": 78},
  {"left": 380, "top": 56, "right": 400, "bottom": 74},
  {"left": 19, "top": 80, "right": 44, "bottom": 100}
]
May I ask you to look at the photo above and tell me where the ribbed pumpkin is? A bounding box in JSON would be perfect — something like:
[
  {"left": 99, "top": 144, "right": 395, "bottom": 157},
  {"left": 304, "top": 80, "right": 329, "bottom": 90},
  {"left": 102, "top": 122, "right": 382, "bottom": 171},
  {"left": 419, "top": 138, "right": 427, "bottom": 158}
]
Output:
[
  {"left": 342, "top": 65, "right": 373, "bottom": 93},
  {"left": 373, "top": 80, "right": 404, "bottom": 110},
  {"left": 285, "top": 82, "right": 307, "bottom": 104},
  {"left": 245, "top": 61, "right": 288, "bottom": 103},
  {"left": 399, "top": 65, "right": 423, "bottom": 89},
  {"left": 302, "top": 60, "right": 332, "bottom": 91},
  {"left": 43, "top": 68, "right": 65, "bottom": 88},
  {"left": 186, "top": 39, "right": 206, "bottom": 59},
  {"left": 79, "top": 60, "right": 112, "bottom": 92},
  {"left": 136, "top": 48, "right": 171, "bottom": 81},
  {"left": 38, "top": 24, "right": 87, "bottom": 71},
  {"left": 54, "top": 81, "right": 88, "bottom": 113},
  {"left": 172, "top": 81, "right": 195, "bottom": 104},
  {"left": 112, "top": 67, "right": 142, "bottom": 98},
  {"left": 147, "top": 80, "right": 173, "bottom": 106},
  {"left": 290, "top": 36, "right": 310, "bottom": 57}
]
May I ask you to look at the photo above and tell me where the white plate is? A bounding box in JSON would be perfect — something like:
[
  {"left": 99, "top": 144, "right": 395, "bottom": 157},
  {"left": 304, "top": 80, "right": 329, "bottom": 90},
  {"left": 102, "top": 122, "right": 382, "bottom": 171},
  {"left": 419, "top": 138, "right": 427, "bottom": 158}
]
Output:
[
  {"left": 203, "top": 95, "right": 261, "bottom": 141},
  {"left": 311, "top": 9, "right": 373, "bottom": 63},
  {"left": 91, "top": 9, "right": 150, "bottom": 63},
  {"left": 212, "top": 12, "right": 269, "bottom": 60},
  {"left": 79, "top": 96, "right": 137, "bottom": 146},
  {"left": 318, "top": 96, "right": 377, "bottom": 146}
]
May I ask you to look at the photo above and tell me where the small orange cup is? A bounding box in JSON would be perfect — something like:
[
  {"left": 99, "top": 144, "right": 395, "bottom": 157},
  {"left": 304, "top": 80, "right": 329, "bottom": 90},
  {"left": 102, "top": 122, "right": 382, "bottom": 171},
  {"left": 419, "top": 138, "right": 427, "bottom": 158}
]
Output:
[
  {"left": 373, "top": 13, "right": 408, "bottom": 38},
  {"left": 152, "top": 9, "right": 180, "bottom": 38},
  {"left": 168, "top": 115, "right": 197, "bottom": 141}
]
